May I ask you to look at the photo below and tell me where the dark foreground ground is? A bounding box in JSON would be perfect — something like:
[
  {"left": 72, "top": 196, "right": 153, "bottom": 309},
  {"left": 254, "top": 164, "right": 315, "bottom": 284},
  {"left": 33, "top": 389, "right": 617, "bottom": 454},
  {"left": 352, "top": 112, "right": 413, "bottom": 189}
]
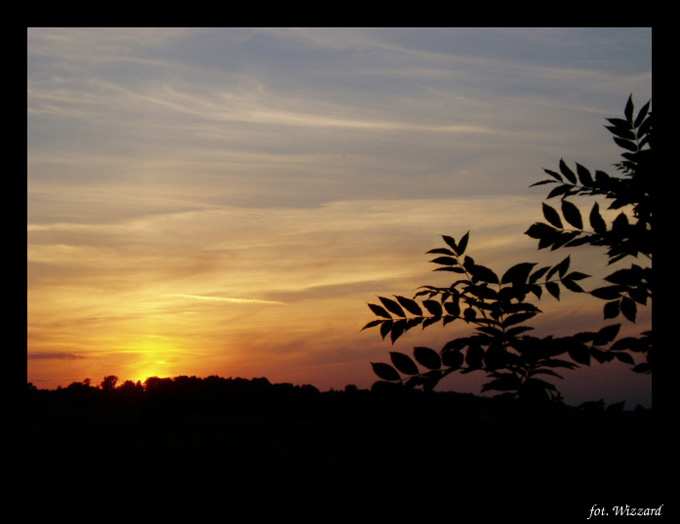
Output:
[{"left": 26, "top": 383, "right": 670, "bottom": 518}]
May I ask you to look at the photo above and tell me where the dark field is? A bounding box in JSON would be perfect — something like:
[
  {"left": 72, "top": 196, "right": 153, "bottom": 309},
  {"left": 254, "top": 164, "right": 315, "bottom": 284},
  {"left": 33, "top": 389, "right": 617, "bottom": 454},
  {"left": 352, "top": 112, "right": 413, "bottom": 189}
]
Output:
[{"left": 26, "top": 378, "right": 668, "bottom": 517}]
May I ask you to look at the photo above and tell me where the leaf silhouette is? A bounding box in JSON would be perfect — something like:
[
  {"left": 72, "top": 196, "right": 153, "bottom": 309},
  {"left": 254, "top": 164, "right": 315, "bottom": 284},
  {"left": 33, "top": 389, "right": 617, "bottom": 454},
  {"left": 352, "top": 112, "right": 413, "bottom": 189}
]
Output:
[
  {"left": 470, "top": 264, "right": 499, "bottom": 284},
  {"left": 564, "top": 271, "right": 590, "bottom": 282},
  {"left": 620, "top": 297, "right": 637, "bottom": 322},
  {"left": 589, "top": 203, "right": 607, "bottom": 234},
  {"left": 368, "top": 303, "right": 391, "bottom": 319},
  {"left": 465, "top": 342, "right": 484, "bottom": 368},
  {"left": 542, "top": 203, "right": 563, "bottom": 228},
  {"left": 441, "top": 350, "right": 464, "bottom": 369},
  {"left": 430, "top": 256, "right": 458, "bottom": 266},
  {"left": 615, "top": 352, "right": 635, "bottom": 365},
  {"left": 361, "top": 320, "right": 382, "bottom": 331},
  {"left": 542, "top": 168, "right": 563, "bottom": 182},
  {"left": 590, "top": 285, "right": 625, "bottom": 300},
  {"left": 371, "top": 362, "right": 401, "bottom": 381},
  {"left": 606, "top": 122, "right": 636, "bottom": 140},
  {"left": 390, "top": 351, "right": 419, "bottom": 375},
  {"left": 547, "top": 184, "right": 572, "bottom": 199},
  {"left": 547, "top": 256, "right": 570, "bottom": 280},
  {"left": 603, "top": 300, "right": 620, "bottom": 319},
  {"left": 502, "top": 262, "right": 537, "bottom": 285},
  {"left": 559, "top": 159, "right": 577, "bottom": 184},
  {"left": 575, "top": 163, "right": 593, "bottom": 186},
  {"left": 568, "top": 345, "right": 591, "bottom": 365},
  {"left": 444, "top": 301, "right": 461, "bottom": 316},
  {"left": 561, "top": 277, "right": 585, "bottom": 293},
  {"left": 593, "top": 324, "right": 621, "bottom": 345},
  {"left": 502, "top": 311, "right": 537, "bottom": 327},
  {"left": 613, "top": 137, "right": 637, "bottom": 152},
  {"left": 426, "top": 248, "right": 454, "bottom": 255},
  {"left": 624, "top": 94, "right": 634, "bottom": 121},
  {"left": 413, "top": 346, "right": 441, "bottom": 370},
  {"left": 634, "top": 100, "right": 650, "bottom": 128},
  {"left": 529, "top": 265, "right": 550, "bottom": 284},
  {"left": 396, "top": 295, "right": 423, "bottom": 316},
  {"left": 379, "top": 321, "right": 393, "bottom": 340},
  {"left": 561, "top": 200, "right": 583, "bottom": 229},
  {"left": 457, "top": 231, "right": 470, "bottom": 256},
  {"left": 525, "top": 222, "right": 557, "bottom": 242},
  {"left": 546, "top": 281, "right": 560, "bottom": 300},
  {"left": 379, "top": 297, "right": 406, "bottom": 318},
  {"left": 442, "top": 235, "right": 458, "bottom": 252},
  {"left": 422, "top": 300, "right": 443, "bottom": 317},
  {"left": 390, "top": 320, "right": 407, "bottom": 343}
]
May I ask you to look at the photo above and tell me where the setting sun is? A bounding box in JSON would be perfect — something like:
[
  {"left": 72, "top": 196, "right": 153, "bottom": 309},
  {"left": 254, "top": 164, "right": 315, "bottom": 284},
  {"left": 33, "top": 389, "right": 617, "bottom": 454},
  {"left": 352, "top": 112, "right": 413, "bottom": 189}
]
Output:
[{"left": 112, "top": 341, "right": 175, "bottom": 385}]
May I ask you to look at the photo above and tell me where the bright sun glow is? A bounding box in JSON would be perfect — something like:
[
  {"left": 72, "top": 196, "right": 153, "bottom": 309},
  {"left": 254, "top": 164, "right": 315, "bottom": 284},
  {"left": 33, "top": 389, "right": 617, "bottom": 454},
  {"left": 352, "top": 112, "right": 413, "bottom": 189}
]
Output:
[
  {"left": 113, "top": 337, "right": 182, "bottom": 385},
  {"left": 129, "top": 361, "right": 170, "bottom": 385}
]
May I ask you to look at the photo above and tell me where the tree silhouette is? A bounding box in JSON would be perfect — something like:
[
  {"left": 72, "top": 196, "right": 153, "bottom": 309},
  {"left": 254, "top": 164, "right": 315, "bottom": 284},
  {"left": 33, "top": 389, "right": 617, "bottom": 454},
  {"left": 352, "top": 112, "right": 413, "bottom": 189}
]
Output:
[
  {"left": 100, "top": 375, "right": 118, "bottom": 392},
  {"left": 364, "top": 95, "right": 652, "bottom": 406}
]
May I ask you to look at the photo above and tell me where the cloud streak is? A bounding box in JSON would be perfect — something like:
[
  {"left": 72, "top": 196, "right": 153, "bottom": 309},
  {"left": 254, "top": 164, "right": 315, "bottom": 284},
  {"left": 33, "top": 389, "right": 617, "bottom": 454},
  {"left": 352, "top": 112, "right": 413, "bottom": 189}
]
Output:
[{"left": 161, "top": 294, "right": 286, "bottom": 306}]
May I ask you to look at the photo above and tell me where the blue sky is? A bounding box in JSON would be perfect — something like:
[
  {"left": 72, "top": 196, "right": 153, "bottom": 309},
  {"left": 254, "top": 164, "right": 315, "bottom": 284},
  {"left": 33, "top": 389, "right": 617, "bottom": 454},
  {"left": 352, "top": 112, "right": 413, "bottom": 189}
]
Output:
[{"left": 27, "top": 27, "right": 652, "bottom": 406}]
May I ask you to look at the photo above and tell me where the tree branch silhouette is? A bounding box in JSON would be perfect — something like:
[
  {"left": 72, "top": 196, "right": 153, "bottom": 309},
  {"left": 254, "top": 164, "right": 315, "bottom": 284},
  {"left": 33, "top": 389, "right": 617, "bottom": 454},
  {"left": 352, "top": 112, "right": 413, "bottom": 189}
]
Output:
[{"left": 364, "top": 95, "right": 652, "bottom": 405}]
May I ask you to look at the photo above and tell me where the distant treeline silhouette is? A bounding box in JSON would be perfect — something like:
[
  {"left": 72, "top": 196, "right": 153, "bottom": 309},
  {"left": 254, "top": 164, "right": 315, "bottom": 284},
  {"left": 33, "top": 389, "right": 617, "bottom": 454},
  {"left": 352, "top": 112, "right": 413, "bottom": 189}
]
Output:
[{"left": 27, "top": 374, "right": 498, "bottom": 430}]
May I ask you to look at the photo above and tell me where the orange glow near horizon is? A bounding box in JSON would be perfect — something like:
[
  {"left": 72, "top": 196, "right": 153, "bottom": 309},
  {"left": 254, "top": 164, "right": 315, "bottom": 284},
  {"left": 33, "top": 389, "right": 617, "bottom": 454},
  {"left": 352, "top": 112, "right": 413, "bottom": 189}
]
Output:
[
  {"left": 26, "top": 198, "right": 538, "bottom": 387},
  {"left": 27, "top": 198, "right": 652, "bottom": 405}
]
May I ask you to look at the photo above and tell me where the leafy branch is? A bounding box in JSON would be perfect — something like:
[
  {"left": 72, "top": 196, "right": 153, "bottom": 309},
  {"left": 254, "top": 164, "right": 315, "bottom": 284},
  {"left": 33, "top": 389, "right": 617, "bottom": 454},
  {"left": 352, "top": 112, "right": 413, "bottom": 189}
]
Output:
[
  {"left": 364, "top": 232, "right": 587, "bottom": 344},
  {"left": 365, "top": 233, "right": 625, "bottom": 402},
  {"left": 364, "top": 95, "right": 652, "bottom": 405},
  {"left": 525, "top": 95, "right": 652, "bottom": 324}
]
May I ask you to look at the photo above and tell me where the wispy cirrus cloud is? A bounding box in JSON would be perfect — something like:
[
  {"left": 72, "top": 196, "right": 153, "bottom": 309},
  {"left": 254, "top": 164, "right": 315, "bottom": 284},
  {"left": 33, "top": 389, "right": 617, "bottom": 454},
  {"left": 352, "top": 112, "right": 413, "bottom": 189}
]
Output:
[
  {"left": 28, "top": 352, "right": 88, "bottom": 360},
  {"left": 161, "top": 294, "right": 286, "bottom": 306}
]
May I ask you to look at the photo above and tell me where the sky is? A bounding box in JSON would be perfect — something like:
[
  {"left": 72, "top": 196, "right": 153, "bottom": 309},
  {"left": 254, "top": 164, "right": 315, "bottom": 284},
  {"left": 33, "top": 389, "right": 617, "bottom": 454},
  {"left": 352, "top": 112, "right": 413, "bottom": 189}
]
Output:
[{"left": 27, "top": 27, "right": 652, "bottom": 406}]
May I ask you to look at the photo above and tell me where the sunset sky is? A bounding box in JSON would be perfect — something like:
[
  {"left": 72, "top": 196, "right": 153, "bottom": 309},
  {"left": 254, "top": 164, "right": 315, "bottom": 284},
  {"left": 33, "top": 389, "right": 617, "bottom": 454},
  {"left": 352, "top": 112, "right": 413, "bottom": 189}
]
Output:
[{"left": 27, "top": 27, "right": 652, "bottom": 406}]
